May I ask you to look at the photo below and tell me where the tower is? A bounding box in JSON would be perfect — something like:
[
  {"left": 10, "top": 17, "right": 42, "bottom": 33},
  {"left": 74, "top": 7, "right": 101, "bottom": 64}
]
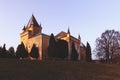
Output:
[
  {"left": 20, "top": 15, "right": 50, "bottom": 60},
  {"left": 20, "top": 14, "right": 42, "bottom": 49},
  {"left": 26, "top": 14, "right": 42, "bottom": 37}
]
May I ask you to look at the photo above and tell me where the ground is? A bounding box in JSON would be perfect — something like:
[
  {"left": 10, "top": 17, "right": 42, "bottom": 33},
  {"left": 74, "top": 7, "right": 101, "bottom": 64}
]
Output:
[{"left": 0, "top": 59, "right": 120, "bottom": 80}]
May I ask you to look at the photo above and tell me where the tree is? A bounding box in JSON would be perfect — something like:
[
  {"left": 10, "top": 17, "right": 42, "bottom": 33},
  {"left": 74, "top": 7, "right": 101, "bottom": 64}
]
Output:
[
  {"left": 71, "top": 42, "right": 78, "bottom": 61},
  {"left": 1, "top": 44, "right": 7, "bottom": 57},
  {"left": 16, "top": 44, "right": 22, "bottom": 58},
  {"left": 8, "top": 47, "right": 15, "bottom": 58},
  {"left": 0, "top": 46, "right": 3, "bottom": 57},
  {"left": 86, "top": 42, "right": 92, "bottom": 62},
  {"left": 56, "top": 40, "right": 68, "bottom": 59},
  {"left": 21, "top": 42, "right": 28, "bottom": 58},
  {"left": 94, "top": 30, "right": 120, "bottom": 62},
  {"left": 0, "top": 44, "right": 8, "bottom": 58},
  {"left": 8, "top": 47, "right": 15, "bottom": 54},
  {"left": 0, "top": 44, "right": 16, "bottom": 58},
  {"left": 30, "top": 44, "right": 39, "bottom": 58},
  {"left": 48, "top": 33, "right": 57, "bottom": 58},
  {"left": 16, "top": 42, "right": 28, "bottom": 59},
  {"left": 0, "top": 46, "right": 2, "bottom": 56}
]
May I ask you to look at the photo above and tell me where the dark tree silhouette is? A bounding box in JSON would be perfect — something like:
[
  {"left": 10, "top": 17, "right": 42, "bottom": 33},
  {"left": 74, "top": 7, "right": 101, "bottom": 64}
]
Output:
[
  {"left": 1, "top": 44, "right": 7, "bottom": 57},
  {"left": 86, "top": 42, "right": 92, "bottom": 62},
  {"left": 0, "top": 46, "right": 2, "bottom": 56},
  {"left": 21, "top": 42, "right": 28, "bottom": 58},
  {"left": 16, "top": 44, "right": 22, "bottom": 58},
  {"left": 56, "top": 40, "right": 68, "bottom": 59},
  {"left": 8, "top": 47, "right": 15, "bottom": 54},
  {"left": 0, "top": 44, "right": 8, "bottom": 58},
  {"left": 71, "top": 42, "right": 78, "bottom": 61},
  {"left": 0, "top": 46, "right": 3, "bottom": 57},
  {"left": 48, "top": 33, "right": 57, "bottom": 58},
  {"left": 16, "top": 42, "right": 28, "bottom": 59},
  {"left": 30, "top": 44, "right": 39, "bottom": 58},
  {"left": 0, "top": 45, "right": 16, "bottom": 58},
  {"left": 8, "top": 47, "right": 16, "bottom": 58},
  {"left": 94, "top": 30, "right": 120, "bottom": 62}
]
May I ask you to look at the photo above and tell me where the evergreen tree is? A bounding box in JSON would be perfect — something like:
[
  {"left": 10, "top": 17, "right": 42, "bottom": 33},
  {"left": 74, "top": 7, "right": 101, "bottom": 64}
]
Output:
[
  {"left": 1, "top": 44, "right": 7, "bottom": 57},
  {"left": 30, "top": 44, "right": 39, "bottom": 58},
  {"left": 8, "top": 47, "right": 15, "bottom": 54},
  {"left": 21, "top": 42, "right": 28, "bottom": 58},
  {"left": 86, "top": 42, "right": 92, "bottom": 62},
  {"left": 16, "top": 42, "right": 28, "bottom": 59},
  {"left": 56, "top": 40, "right": 68, "bottom": 59},
  {"left": 48, "top": 33, "right": 57, "bottom": 58},
  {"left": 0, "top": 46, "right": 3, "bottom": 57},
  {"left": 71, "top": 42, "right": 78, "bottom": 61},
  {"left": 16, "top": 44, "right": 22, "bottom": 58},
  {"left": 8, "top": 46, "right": 16, "bottom": 58}
]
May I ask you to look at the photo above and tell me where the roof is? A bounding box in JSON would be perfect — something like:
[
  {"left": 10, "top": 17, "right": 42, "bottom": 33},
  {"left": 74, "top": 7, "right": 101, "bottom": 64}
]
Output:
[
  {"left": 22, "top": 26, "right": 26, "bottom": 30},
  {"left": 28, "top": 33, "right": 50, "bottom": 39},
  {"left": 55, "top": 31, "right": 67, "bottom": 39},
  {"left": 56, "top": 31, "right": 80, "bottom": 42},
  {"left": 80, "top": 43, "right": 86, "bottom": 48},
  {"left": 26, "top": 14, "right": 42, "bottom": 28}
]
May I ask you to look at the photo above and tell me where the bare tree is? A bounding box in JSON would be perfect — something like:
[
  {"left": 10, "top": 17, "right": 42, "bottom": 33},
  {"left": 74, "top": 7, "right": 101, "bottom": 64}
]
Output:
[{"left": 94, "top": 30, "right": 120, "bottom": 62}]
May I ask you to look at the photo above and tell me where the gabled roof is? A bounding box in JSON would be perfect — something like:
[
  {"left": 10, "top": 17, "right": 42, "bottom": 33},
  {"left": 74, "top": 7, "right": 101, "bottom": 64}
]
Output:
[
  {"left": 28, "top": 32, "right": 49, "bottom": 39},
  {"left": 56, "top": 31, "right": 79, "bottom": 41},
  {"left": 80, "top": 43, "right": 86, "bottom": 48},
  {"left": 55, "top": 31, "right": 67, "bottom": 39},
  {"left": 27, "top": 14, "right": 41, "bottom": 28}
]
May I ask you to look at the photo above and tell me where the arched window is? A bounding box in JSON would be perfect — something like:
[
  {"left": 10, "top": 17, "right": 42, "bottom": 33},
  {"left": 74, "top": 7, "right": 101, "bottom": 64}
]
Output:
[
  {"left": 35, "top": 42, "right": 39, "bottom": 47},
  {"left": 28, "top": 43, "right": 30, "bottom": 48}
]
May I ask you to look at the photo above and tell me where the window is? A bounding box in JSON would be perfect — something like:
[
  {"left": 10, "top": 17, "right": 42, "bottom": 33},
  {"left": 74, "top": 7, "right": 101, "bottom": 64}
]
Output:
[
  {"left": 35, "top": 42, "right": 39, "bottom": 47},
  {"left": 23, "top": 38, "right": 25, "bottom": 41},
  {"left": 28, "top": 44, "right": 30, "bottom": 48}
]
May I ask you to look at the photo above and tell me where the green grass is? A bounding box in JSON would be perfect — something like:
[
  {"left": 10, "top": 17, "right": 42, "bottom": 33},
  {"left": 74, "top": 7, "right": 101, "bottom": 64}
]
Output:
[{"left": 0, "top": 59, "right": 120, "bottom": 80}]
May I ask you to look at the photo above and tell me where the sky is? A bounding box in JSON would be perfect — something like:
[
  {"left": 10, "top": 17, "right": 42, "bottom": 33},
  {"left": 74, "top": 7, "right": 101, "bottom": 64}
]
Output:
[{"left": 0, "top": 0, "right": 120, "bottom": 58}]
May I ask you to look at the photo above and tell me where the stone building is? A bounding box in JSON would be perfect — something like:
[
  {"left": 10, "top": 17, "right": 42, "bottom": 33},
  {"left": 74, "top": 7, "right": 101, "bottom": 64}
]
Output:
[
  {"left": 20, "top": 15, "right": 86, "bottom": 60},
  {"left": 55, "top": 29, "right": 81, "bottom": 60}
]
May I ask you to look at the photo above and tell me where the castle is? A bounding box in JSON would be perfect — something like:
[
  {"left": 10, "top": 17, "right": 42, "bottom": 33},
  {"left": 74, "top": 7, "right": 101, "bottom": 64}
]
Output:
[{"left": 20, "top": 15, "right": 86, "bottom": 60}]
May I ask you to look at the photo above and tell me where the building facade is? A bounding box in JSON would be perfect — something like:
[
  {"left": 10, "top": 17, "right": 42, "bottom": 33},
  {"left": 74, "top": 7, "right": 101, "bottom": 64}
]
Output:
[
  {"left": 55, "top": 29, "right": 81, "bottom": 60},
  {"left": 20, "top": 15, "right": 86, "bottom": 60}
]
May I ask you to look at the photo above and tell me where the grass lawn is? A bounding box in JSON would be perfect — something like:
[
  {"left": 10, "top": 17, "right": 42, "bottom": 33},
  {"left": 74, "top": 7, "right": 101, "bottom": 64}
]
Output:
[{"left": 0, "top": 59, "right": 120, "bottom": 80}]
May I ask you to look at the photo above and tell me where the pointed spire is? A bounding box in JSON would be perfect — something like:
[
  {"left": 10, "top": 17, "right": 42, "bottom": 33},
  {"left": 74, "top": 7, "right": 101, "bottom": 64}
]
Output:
[
  {"left": 40, "top": 23, "right": 42, "bottom": 28},
  {"left": 22, "top": 25, "right": 26, "bottom": 31},
  {"left": 27, "top": 14, "right": 42, "bottom": 28},
  {"left": 67, "top": 27, "right": 70, "bottom": 34},
  {"left": 78, "top": 34, "right": 81, "bottom": 40}
]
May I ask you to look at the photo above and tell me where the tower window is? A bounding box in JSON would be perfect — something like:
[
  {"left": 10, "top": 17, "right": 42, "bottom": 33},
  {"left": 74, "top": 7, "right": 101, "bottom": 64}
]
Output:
[
  {"left": 35, "top": 42, "right": 39, "bottom": 47},
  {"left": 28, "top": 44, "right": 30, "bottom": 48},
  {"left": 23, "top": 38, "right": 25, "bottom": 41}
]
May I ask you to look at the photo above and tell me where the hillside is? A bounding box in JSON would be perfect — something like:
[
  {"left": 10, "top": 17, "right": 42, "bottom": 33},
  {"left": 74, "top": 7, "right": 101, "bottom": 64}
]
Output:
[{"left": 0, "top": 59, "right": 120, "bottom": 80}]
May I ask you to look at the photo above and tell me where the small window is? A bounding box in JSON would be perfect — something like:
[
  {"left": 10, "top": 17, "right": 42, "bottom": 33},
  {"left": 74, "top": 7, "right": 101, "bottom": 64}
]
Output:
[
  {"left": 35, "top": 42, "right": 39, "bottom": 47},
  {"left": 23, "top": 38, "right": 25, "bottom": 41},
  {"left": 28, "top": 44, "right": 30, "bottom": 48}
]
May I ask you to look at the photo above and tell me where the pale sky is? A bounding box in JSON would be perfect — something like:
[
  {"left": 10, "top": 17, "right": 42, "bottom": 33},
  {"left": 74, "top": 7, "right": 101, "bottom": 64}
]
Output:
[{"left": 0, "top": 0, "right": 120, "bottom": 56}]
